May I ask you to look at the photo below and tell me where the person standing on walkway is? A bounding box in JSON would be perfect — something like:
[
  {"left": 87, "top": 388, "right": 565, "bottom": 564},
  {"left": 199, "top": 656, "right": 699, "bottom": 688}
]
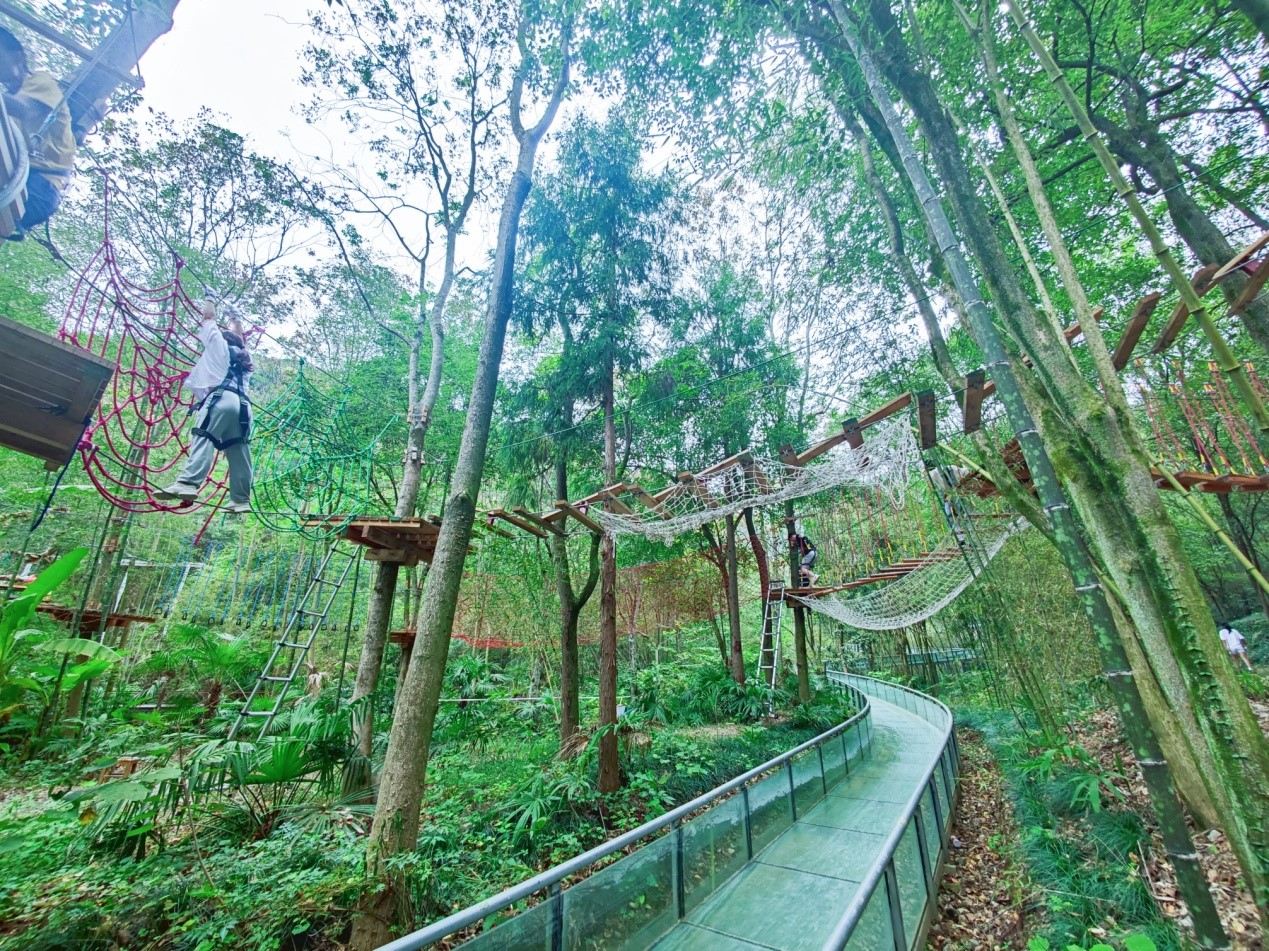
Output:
[
  {"left": 1219, "top": 623, "right": 1253, "bottom": 671},
  {"left": 158, "top": 300, "right": 253, "bottom": 512}
]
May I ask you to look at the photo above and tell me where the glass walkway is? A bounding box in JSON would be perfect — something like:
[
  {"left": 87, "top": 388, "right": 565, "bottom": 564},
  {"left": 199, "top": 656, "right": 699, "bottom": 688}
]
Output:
[{"left": 381, "top": 673, "right": 958, "bottom": 951}]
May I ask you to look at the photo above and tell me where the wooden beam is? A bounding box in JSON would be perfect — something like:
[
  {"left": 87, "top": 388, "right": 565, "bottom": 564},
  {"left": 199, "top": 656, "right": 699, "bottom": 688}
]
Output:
[
  {"left": 626, "top": 483, "right": 664, "bottom": 512},
  {"left": 695, "top": 450, "right": 750, "bottom": 479},
  {"left": 962, "top": 369, "right": 987, "bottom": 434},
  {"left": 489, "top": 508, "right": 548, "bottom": 539},
  {"left": 1212, "top": 231, "right": 1269, "bottom": 282},
  {"left": 1152, "top": 265, "right": 1220, "bottom": 353},
  {"left": 481, "top": 516, "right": 517, "bottom": 540},
  {"left": 1112, "top": 292, "right": 1162, "bottom": 371},
  {"left": 1231, "top": 257, "right": 1269, "bottom": 315},
  {"left": 858, "top": 392, "right": 912, "bottom": 429},
  {"left": 916, "top": 390, "right": 937, "bottom": 450},
  {"left": 779, "top": 443, "right": 802, "bottom": 468},
  {"left": 599, "top": 490, "right": 635, "bottom": 516},
  {"left": 512, "top": 506, "right": 565, "bottom": 536},
  {"left": 555, "top": 500, "right": 604, "bottom": 534}
]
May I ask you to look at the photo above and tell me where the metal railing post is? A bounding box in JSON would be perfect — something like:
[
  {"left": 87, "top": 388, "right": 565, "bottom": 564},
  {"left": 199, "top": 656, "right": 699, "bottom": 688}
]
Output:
[
  {"left": 818, "top": 743, "right": 828, "bottom": 794},
  {"left": 742, "top": 785, "right": 754, "bottom": 859},
  {"left": 884, "top": 860, "right": 907, "bottom": 951},
  {"left": 673, "top": 820, "right": 686, "bottom": 919},
  {"left": 912, "top": 812, "right": 934, "bottom": 893},
  {"left": 787, "top": 761, "right": 798, "bottom": 820},
  {"left": 549, "top": 882, "right": 563, "bottom": 951}
]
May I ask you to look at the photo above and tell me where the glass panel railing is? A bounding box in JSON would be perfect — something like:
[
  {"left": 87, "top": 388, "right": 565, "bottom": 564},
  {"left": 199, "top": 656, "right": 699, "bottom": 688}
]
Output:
[
  {"left": 843, "top": 719, "right": 867, "bottom": 764},
  {"left": 792, "top": 747, "right": 826, "bottom": 815},
  {"left": 681, "top": 796, "right": 748, "bottom": 915},
  {"left": 919, "top": 787, "right": 940, "bottom": 878},
  {"left": 933, "top": 757, "right": 950, "bottom": 825},
  {"left": 461, "top": 898, "right": 556, "bottom": 951},
  {"left": 563, "top": 834, "right": 676, "bottom": 950},
  {"left": 892, "top": 819, "right": 928, "bottom": 950},
  {"left": 846, "top": 878, "right": 895, "bottom": 951},
  {"left": 822, "top": 728, "right": 848, "bottom": 788},
  {"left": 747, "top": 768, "right": 794, "bottom": 853}
]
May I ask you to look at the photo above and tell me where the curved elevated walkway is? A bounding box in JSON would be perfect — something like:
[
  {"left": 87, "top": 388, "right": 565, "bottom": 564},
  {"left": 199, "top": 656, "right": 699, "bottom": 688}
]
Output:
[{"left": 381, "top": 673, "right": 957, "bottom": 951}]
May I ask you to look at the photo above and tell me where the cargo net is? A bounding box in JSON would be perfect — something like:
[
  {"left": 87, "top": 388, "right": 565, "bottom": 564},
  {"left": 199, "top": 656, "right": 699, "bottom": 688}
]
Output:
[
  {"left": 790, "top": 514, "right": 1028, "bottom": 631},
  {"left": 590, "top": 419, "right": 920, "bottom": 545}
]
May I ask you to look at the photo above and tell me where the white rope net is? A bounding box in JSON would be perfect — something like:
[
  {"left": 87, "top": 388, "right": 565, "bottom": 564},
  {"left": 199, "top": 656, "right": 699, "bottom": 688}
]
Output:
[
  {"left": 590, "top": 420, "right": 920, "bottom": 544},
  {"left": 790, "top": 516, "right": 1029, "bottom": 631}
]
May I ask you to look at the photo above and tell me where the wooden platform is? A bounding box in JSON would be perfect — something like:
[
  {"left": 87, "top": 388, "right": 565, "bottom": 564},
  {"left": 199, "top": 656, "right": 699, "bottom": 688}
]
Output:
[
  {"left": 0, "top": 315, "right": 113, "bottom": 469},
  {"left": 303, "top": 516, "right": 443, "bottom": 566},
  {"left": 0, "top": 99, "right": 27, "bottom": 237},
  {"left": 36, "top": 603, "right": 155, "bottom": 634}
]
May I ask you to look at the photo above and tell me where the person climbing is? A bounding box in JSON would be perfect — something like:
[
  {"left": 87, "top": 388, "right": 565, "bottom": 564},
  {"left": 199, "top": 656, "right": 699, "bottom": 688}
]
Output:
[
  {"left": 0, "top": 28, "right": 76, "bottom": 235},
  {"left": 158, "top": 300, "right": 253, "bottom": 512},
  {"left": 798, "top": 535, "right": 818, "bottom": 587},
  {"left": 1218, "top": 622, "right": 1253, "bottom": 671}
]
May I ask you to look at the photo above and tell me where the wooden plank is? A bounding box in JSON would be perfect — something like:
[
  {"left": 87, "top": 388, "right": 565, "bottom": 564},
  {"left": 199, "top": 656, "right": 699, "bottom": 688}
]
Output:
[
  {"left": 1231, "top": 257, "right": 1269, "bottom": 315},
  {"left": 1112, "top": 292, "right": 1162, "bottom": 371},
  {"left": 626, "top": 484, "right": 664, "bottom": 512},
  {"left": 962, "top": 369, "right": 987, "bottom": 434},
  {"left": 480, "top": 515, "right": 517, "bottom": 540},
  {"left": 695, "top": 450, "right": 750, "bottom": 480},
  {"left": 600, "top": 490, "right": 635, "bottom": 516},
  {"left": 858, "top": 392, "right": 912, "bottom": 429},
  {"left": 917, "top": 389, "right": 937, "bottom": 450},
  {"left": 489, "top": 508, "right": 548, "bottom": 539},
  {"left": 555, "top": 500, "right": 604, "bottom": 534},
  {"left": 0, "top": 315, "right": 114, "bottom": 467},
  {"left": 513, "top": 506, "right": 565, "bottom": 536},
  {"left": 842, "top": 418, "right": 863, "bottom": 450},
  {"left": 1212, "top": 232, "right": 1269, "bottom": 282},
  {"left": 779, "top": 443, "right": 802, "bottom": 468},
  {"left": 1152, "top": 265, "right": 1220, "bottom": 353}
]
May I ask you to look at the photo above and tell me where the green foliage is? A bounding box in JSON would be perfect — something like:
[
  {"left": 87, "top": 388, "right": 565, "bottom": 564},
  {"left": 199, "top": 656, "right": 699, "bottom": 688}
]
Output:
[{"left": 972, "top": 712, "right": 1181, "bottom": 950}]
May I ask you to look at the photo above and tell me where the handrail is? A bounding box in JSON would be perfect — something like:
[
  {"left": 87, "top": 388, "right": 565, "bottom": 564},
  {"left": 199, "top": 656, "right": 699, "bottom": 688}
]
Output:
[
  {"left": 379, "top": 679, "right": 873, "bottom": 951},
  {"left": 820, "top": 670, "right": 958, "bottom": 950}
]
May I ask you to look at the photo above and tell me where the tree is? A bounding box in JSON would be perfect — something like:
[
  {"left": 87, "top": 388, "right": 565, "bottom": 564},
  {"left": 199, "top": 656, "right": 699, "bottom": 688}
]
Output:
[
  {"left": 349, "top": 7, "right": 571, "bottom": 945},
  {"left": 304, "top": 0, "right": 506, "bottom": 769}
]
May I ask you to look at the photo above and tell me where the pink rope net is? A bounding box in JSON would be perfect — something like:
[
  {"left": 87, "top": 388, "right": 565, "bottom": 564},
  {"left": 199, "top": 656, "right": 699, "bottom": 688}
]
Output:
[{"left": 59, "top": 198, "right": 229, "bottom": 516}]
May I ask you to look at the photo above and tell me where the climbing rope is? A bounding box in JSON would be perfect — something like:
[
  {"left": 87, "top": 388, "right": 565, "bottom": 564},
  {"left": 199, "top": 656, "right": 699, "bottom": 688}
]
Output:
[{"left": 59, "top": 187, "right": 233, "bottom": 513}]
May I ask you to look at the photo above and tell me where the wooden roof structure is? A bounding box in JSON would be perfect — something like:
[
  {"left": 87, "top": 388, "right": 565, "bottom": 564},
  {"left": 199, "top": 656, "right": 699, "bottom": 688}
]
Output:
[{"left": 0, "top": 315, "right": 113, "bottom": 470}]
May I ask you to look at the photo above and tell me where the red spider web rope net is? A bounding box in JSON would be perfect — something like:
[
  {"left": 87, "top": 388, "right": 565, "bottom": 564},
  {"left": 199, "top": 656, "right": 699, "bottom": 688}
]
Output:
[{"left": 59, "top": 193, "right": 231, "bottom": 514}]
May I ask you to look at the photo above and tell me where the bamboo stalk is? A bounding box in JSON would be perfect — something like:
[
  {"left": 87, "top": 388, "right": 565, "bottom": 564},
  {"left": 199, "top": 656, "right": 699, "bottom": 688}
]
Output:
[
  {"left": 1002, "top": 0, "right": 1269, "bottom": 436},
  {"left": 825, "top": 3, "right": 1229, "bottom": 943}
]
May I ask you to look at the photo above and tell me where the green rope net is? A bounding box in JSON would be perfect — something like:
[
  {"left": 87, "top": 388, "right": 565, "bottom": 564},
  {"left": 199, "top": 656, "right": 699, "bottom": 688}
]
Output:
[{"left": 249, "top": 363, "right": 394, "bottom": 539}]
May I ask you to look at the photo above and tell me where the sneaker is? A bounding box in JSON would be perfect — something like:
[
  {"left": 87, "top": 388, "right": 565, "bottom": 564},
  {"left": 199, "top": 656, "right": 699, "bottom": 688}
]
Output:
[
  {"left": 226, "top": 501, "right": 252, "bottom": 514},
  {"left": 156, "top": 483, "right": 199, "bottom": 501}
]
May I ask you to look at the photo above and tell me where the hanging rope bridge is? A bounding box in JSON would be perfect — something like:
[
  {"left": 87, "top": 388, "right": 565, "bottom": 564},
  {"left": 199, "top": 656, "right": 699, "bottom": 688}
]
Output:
[{"left": 587, "top": 419, "right": 919, "bottom": 544}]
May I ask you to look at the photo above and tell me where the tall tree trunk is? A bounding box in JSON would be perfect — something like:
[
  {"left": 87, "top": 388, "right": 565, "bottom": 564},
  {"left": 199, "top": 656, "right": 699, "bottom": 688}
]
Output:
[
  {"left": 783, "top": 500, "right": 812, "bottom": 701},
  {"left": 724, "top": 514, "right": 745, "bottom": 684},
  {"left": 598, "top": 366, "right": 620, "bottom": 792},
  {"left": 742, "top": 506, "right": 769, "bottom": 598},
  {"left": 348, "top": 265, "right": 433, "bottom": 773},
  {"left": 348, "top": 29, "right": 570, "bottom": 948},
  {"left": 553, "top": 452, "right": 600, "bottom": 744},
  {"left": 822, "top": 4, "right": 1231, "bottom": 940}
]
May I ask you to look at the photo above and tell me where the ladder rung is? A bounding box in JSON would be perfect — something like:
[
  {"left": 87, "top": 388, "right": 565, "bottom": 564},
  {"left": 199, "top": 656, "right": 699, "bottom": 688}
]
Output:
[
  {"left": 241, "top": 709, "right": 272, "bottom": 717},
  {"left": 262, "top": 675, "right": 290, "bottom": 682},
  {"left": 277, "top": 641, "right": 307, "bottom": 649}
]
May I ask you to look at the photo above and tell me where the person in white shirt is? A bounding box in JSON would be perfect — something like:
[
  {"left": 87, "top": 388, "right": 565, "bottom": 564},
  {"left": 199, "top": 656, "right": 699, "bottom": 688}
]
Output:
[
  {"left": 157, "top": 300, "right": 253, "bottom": 512},
  {"left": 1218, "top": 624, "right": 1253, "bottom": 671}
]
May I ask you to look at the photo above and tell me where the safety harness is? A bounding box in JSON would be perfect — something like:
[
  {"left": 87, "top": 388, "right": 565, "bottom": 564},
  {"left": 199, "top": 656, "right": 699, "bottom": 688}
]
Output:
[{"left": 191, "top": 340, "right": 252, "bottom": 452}]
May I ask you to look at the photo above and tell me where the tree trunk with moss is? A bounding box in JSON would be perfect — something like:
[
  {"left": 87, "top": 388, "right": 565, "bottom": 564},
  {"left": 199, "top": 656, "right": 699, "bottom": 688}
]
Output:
[{"left": 824, "top": 2, "right": 1233, "bottom": 940}]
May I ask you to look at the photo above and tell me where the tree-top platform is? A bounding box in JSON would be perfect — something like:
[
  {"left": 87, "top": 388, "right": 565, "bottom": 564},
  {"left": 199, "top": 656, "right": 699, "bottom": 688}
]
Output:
[
  {"left": 36, "top": 603, "right": 155, "bottom": 634},
  {"left": 0, "top": 314, "right": 113, "bottom": 470},
  {"left": 303, "top": 516, "right": 443, "bottom": 566}
]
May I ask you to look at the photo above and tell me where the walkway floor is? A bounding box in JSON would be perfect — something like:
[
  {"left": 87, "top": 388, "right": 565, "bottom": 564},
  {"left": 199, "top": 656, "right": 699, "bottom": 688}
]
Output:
[{"left": 653, "top": 697, "right": 945, "bottom": 951}]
